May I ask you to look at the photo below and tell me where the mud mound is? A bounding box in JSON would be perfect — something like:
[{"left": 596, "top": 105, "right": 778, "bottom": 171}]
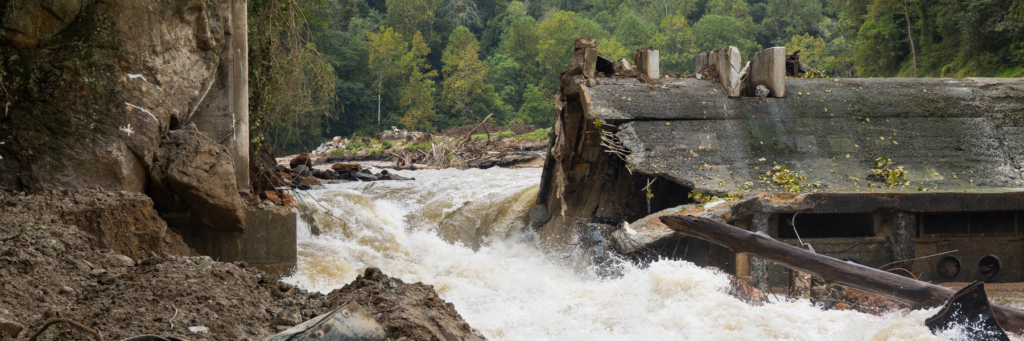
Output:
[
  {"left": 505, "top": 122, "right": 536, "bottom": 135},
  {"left": 321, "top": 267, "right": 487, "bottom": 341},
  {"left": 0, "top": 189, "right": 193, "bottom": 259},
  {"left": 0, "top": 202, "right": 317, "bottom": 340},
  {"left": 1, "top": 190, "right": 484, "bottom": 340}
]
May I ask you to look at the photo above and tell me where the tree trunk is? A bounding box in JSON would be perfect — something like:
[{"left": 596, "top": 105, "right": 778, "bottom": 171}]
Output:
[
  {"left": 903, "top": 0, "right": 918, "bottom": 76},
  {"left": 659, "top": 215, "right": 1024, "bottom": 334}
]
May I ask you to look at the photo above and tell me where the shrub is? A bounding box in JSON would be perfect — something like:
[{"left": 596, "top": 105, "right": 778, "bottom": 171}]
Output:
[{"left": 516, "top": 128, "right": 551, "bottom": 141}]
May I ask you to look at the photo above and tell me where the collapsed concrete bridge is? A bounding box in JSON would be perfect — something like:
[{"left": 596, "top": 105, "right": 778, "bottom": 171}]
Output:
[{"left": 533, "top": 39, "right": 1024, "bottom": 287}]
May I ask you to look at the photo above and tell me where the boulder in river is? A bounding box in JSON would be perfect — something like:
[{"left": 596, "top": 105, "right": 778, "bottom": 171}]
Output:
[
  {"left": 151, "top": 126, "right": 245, "bottom": 232},
  {"left": 331, "top": 163, "right": 362, "bottom": 172},
  {"left": 376, "top": 170, "right": 413, "bottom": 181},
  {"left": 312, "top": 169, "right": 338, "bottom": 180},
  {"left": 292, "top": 165, "right": 311, "bottom": 177},
  {"left": 290, "top": 153, "right": 313, "bottom": 169}
]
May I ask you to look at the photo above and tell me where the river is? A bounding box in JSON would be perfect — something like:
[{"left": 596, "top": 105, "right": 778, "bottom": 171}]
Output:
[{"left": 284, "top": 167, "right": 991, "bottom": 341}]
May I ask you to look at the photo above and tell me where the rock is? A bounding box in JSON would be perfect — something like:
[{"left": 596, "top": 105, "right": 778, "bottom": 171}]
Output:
[
  {"left": 375, "top": 170, "right": 411, "bottom": 181},
  {"left": 301, "top": 176, "right": 323, "bottom": 187},
  {"left": 151, "top": 128, "right": 246, "bottom": 232},
  {"left": 281, "top": 193, "right": 297, "bottom": 207},
  {"left": 0, "top": 0, "right": 237, "bottom": 194},
  {"left": 110, "top": 253, "right": 135, "bottom": 267},
  {"left": 755, "top": 85, "right": 770, "bottom": 98},
  {"left": 275, "top": 165, "right": 292, "bottom": 173},
  {"left": 99, "top": 274, "right": 118, "bottom": 285},
  {"left": 274, "top": 307, "right": 303, "bottom": 326},
  {"left": 293, "top": 165, "right": 311, "bottom": 177},
  {"left": 263, "top": 190, "right": 282, "bottom": 205},
  {"left": 354, "top": 169, "right": 378, "bottom": 181},
  {"left": 0, "top": 321, "right": 23, "bottom": 338},
  {"left": 331, "top": 163, "right": 361, "bottom": 172},
  {"left": 188, "top": 326, "right": 209, "bottom": 334},
  {"left": 60, "top": 286, "right": 74, "bottom": 295},
  {"left": 312, "top": 169, "right": 338, "bottom": 180},
  {"left": 290, "top": 153, "right": 313, "bottom": 169}
]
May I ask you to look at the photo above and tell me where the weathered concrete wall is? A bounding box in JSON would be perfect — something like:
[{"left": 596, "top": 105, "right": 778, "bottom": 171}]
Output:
[
  {"left": 914, "top": 237, "right": 1024, "bottom": 283},
  {"left": 166, "top": 208, "right": 297, "bottom": 277},
  {"left": 583, "top": 77, "right": 1024, "bottom": 195},
  {"left": 192, "top": 0, "right": 249, "bottom": 190},
  {"left": 541, "top": 52, "right": 1024, "bottom": 282}
]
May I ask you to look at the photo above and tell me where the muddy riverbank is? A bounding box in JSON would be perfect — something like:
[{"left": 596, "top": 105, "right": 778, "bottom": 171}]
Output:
[{"left": 0, "top": 189, "right": 484, "bottom": 341}]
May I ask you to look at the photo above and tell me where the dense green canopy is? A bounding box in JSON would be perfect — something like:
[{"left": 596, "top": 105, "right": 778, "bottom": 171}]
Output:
[{"left": 252, "top": 0, "right": 1024, "bottom": 153}]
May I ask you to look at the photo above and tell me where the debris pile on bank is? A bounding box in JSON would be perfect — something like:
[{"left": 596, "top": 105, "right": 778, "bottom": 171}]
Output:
[
  {"left": 305, "top": 124, "right": 551, "bottom": 170},
  {"left": 0, "top": 189, "right": 486, "bottom": 341}
]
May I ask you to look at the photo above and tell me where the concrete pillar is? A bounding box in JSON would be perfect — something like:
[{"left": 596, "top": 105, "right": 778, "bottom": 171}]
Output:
[
  {"left": 231, "top": 0, "right": 249, "bottom": 190},
  {"left": 193, "top": 0, "right": 249, "bottom": 191},
  {"left": 634, "top": 48, "right": 659, "bottom": 81},
  {"left": 695, "top": 52, "right": 708, "bottom": 72},
  {"left": 885, "top": 211, "right": 917, "bottom": 271},
  {"left": 749, "top": 47, "right": 786, "bottom": 98},
  {"left": 583, "top": 48, "right": 598, "bottom": 79},
  {"left": 749, "top": 212, "right": 771, "bottom": 291},
  {"left": 715, "top": 46, "right": 742, "bottom": 97}
]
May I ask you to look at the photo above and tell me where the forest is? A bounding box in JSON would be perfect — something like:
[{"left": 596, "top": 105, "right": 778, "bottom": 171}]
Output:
[{"left": 247, "top": 0, "right": 1024, "bottom": 154}]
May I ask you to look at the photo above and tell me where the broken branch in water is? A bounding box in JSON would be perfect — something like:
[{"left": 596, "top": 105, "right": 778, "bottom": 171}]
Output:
[
  {"left": 462, "top": 114, "right": 494, "bottom": 145},
  {"left": 659, "top": 214, "right": 1024, "bottom": 334}
]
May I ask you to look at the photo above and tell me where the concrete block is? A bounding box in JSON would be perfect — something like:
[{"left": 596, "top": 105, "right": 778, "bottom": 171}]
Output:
[
  {"left": 749, "top": 47, "right": 786, "bottom": 98},
  {"left": 633, "top": 48, "right": 659, "bottom": 82},
  {"left": 583, "top": 48, "right": 598, "bottom": 79},
  {"left": 167, "top": 208, "right": 297, "bottom": 277},
  {"left": 715, "top": 46, "right": 743, "bottom": 97},
  {"left": 695, "top": 52, "right": 709, "bottom": 72}
]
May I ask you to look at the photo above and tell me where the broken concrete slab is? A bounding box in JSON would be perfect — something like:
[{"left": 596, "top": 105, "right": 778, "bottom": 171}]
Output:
[
  {"left": 749, "top": 47, "right": 786, "bottom": 98},
  {"left": 584, "top": 48, "right": 598, "bottom": 79},
  {"left": 714, "top": 46, "right": 743, "bottom": 97}
]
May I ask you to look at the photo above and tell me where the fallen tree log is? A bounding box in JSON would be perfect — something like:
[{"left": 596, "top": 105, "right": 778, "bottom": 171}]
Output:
[{"left": 660, "top": 215, "right": 1024, "bottom": 334}]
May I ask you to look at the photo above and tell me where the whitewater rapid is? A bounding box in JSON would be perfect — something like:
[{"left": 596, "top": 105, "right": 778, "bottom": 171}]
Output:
[{"left": 283, "top": 167, "right": 993, "bottom": 341}]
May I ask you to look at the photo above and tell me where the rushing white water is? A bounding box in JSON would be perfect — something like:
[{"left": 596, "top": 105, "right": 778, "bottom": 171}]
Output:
[{"left": 284, "top": 167, "right": 1002, "bottom": 341}]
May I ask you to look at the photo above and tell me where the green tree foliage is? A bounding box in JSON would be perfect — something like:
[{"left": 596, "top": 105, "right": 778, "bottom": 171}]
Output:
[
  {"left": 758, "top": 0, "right": 823, "bottom": 46},
  {"left": 517, "top": 84, "right": 553, "bottom": 126},
  {"left": 281, "top": 0, "right": 1024, "bottom": 147},
  {"left": 535, "top": 11, "right": 607, "bottom": 92},
  {"left": 597, "top": 37, "right": 631, "bottom": 61},
  {"left": 398, "top": 32, "right": 439, "bottom": 131},
  {"left": 441, "top": 27, "right": 489, "bottom": 121},
  {"left": 786, "top": 34, "right": 831, "bottom": 72},
  {"left": 654, "top": 13, "right": 697, "bottom": 73},
  {"left": 387, "top": 0, "right": 442, "bottom": 43},
  {"left": 248, "top": 0, "right": 337, "bottom": 154},
  {"left": 614, "top": 13, "right": 657, "bottom": 51},
  {"left": 693, "top": 15, "right": 759, "bottom": 56},
  {"left": 705, "top": 0, "right": 757, "bottom": 35}
]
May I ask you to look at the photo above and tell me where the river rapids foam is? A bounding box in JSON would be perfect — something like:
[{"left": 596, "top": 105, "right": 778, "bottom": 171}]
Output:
[{"left": 283, "top": 167, "right": 996, "bottom": 341}]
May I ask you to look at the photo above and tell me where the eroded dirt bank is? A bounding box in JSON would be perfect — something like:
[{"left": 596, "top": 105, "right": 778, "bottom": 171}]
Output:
[{"left": 0, "top": 189, "right": 484, "bottom": 341}]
